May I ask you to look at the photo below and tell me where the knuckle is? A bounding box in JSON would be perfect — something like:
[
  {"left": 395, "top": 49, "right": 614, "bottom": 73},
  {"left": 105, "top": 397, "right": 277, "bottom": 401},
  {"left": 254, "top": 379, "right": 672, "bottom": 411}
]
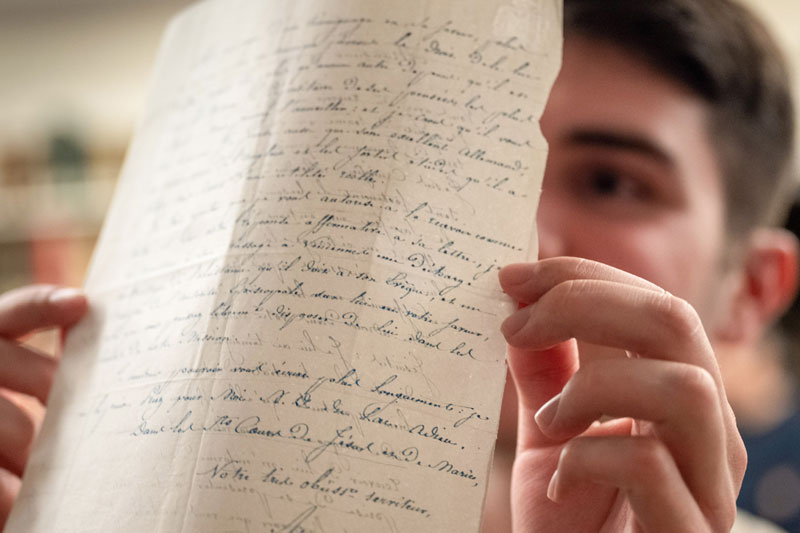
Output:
[
  {"left": 33, "top": 289, "right": 51, "bottom": 309},
  {"left": 655, "top": 294, "right": 704, "bottom": 343},
  {"left": 4, "top": 285, "right": 51, "bottom": 309},
  {"left": 671, "top": 365, "right": 718, "bottom": 411},
  {"left": 572, "top": 257, "right": 601, "bottom": 280},
  {"left": 549, "top": 279, "right": 583, "bottom": 308},
  {"left": 730, "top": 431, "right": 748, "bottom": 485},
  {"left": 0, "top": 287, "right": 50, "bottom": 338},
  {"left": 30, "top": 288, "right": 56, "bottom": 319}
]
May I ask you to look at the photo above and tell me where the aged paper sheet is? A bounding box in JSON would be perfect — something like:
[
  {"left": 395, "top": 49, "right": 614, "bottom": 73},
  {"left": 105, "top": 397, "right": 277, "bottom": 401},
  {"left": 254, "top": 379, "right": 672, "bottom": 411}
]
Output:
[{"left": 8, "top": 0, "right": 561, "bottom": 531}]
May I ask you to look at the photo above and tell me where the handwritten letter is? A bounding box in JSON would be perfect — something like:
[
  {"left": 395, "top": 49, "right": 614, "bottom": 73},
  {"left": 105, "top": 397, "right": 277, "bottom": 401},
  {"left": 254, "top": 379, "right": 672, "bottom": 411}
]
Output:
[{"left": 8, "top": 0, "right": 561, "bottom": 531}]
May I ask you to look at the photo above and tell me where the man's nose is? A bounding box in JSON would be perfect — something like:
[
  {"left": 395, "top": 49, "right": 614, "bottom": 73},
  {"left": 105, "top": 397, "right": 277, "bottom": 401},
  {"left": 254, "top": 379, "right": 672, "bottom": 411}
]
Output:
[
  {"left": 536, "top": 223, "right": 563, "bottom": 260},
  {"left": 535, "top": 197, "right": 566, "bottom": 260}
]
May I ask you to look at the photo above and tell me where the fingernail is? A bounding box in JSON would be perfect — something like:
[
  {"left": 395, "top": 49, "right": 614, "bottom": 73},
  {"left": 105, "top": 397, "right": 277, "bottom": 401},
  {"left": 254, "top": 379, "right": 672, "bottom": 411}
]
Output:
[
  {"left": 501, "top": 309, "right": 529, "bottom": 339},
  {"left": 535, "top": 392, "right": 561, "bottom": 430},
  {"left": 49, "top": 288, "right": 84, "bottom": 305},
  {"left": 546, "top": 468, "right": 560, "bottom": 502}
]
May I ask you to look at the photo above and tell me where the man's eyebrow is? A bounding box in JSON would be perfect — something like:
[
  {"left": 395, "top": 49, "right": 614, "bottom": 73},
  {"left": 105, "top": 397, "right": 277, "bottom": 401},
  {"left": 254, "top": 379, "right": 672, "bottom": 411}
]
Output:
[{"left": 565, "top": 130, "right": 674, "bottom": 167}]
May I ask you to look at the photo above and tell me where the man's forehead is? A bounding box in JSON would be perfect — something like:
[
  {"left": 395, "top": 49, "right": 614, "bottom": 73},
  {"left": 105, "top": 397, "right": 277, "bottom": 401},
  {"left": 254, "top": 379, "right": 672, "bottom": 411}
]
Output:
[{"left": 541, "top": 37, "right": 715, "bottom": 173}]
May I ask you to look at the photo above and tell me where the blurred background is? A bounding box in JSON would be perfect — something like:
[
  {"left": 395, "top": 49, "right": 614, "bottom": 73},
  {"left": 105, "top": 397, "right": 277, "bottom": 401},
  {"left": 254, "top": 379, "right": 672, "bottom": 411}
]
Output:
[
  {"left": 0, "top": 0, "right": 193, "bottom": 293},
  {"left": 0, "top": 0, "right": 798, "bottom": 293}
]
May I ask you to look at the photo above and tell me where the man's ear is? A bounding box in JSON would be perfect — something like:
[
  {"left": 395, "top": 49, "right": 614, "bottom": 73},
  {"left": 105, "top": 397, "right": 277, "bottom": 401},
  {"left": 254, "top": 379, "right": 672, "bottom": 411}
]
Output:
[{"left": 716, "top": 228, "right": 799, "bottom": 344}]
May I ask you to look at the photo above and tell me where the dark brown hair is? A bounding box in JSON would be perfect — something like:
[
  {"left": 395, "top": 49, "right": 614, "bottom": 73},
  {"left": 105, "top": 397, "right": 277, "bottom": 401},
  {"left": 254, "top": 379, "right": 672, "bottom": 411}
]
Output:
[{"left": 564, "top": 0, "right": 796, "bottom": 236}]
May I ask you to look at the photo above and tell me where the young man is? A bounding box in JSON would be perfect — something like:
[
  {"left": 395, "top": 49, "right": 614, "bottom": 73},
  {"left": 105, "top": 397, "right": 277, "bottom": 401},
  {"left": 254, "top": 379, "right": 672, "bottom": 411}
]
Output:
[
  {"left": 486, "top": 0, "right": 798, "bottom": 530},
  {"left": 0, "top": 0, "right": 797, "bottom": 530}
]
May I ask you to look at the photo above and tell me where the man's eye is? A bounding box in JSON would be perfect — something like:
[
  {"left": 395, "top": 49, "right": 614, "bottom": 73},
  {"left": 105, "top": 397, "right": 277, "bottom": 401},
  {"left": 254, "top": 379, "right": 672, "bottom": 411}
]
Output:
[
  {"left": 584, "top": 169, "right": 649, "bottom": 199},
  {"left": 589, "top": 170, "right": 621, "bottom": 194}
]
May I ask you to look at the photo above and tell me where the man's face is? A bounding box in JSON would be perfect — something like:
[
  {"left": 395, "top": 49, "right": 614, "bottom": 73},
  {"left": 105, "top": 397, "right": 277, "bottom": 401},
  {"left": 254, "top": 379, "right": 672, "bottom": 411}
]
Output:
[{"left": 538, "top": 36, "right": 731, "bottom": 328}]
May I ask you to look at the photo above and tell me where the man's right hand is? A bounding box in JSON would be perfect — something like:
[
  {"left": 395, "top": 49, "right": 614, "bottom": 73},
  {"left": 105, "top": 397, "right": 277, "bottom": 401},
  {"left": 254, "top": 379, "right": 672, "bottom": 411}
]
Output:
[
  {"left": 0, "top": 285, "right": 87, "bottom": 528},
  {"left": 500, "top": 258, "right": 746, "bottom": 532}
]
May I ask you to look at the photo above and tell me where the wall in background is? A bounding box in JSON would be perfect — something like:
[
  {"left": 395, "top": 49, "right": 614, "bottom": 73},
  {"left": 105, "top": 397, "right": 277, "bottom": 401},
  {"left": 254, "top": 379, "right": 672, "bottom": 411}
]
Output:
[
  {"left": 0, "top": 0, "right": 192, "bottom": 292},
  {"left": 0, "top": 0, "right": 193, "bottom": 147}
]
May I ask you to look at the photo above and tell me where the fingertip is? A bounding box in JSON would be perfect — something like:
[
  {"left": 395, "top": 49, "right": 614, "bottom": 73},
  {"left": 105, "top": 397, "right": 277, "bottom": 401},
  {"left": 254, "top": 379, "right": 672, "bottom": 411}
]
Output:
[
  {"left": 500, "top": 262, "right": 536, "bottom": 284},
  {"left": 48, "top": 288, "right": 88, "bottom": 320},
  {"left": 48, "top": 287, "right": 84, "bottom": 305}
]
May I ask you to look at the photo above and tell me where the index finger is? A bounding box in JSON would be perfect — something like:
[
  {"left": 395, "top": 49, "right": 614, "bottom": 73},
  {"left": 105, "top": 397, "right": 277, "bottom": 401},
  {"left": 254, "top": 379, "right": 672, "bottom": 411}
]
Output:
[
  {"left": 0, "top": 285, "right": 88, "bottom": 340},
  {"left": 499, "top": 257, "right": 666, "bottom": 304}
]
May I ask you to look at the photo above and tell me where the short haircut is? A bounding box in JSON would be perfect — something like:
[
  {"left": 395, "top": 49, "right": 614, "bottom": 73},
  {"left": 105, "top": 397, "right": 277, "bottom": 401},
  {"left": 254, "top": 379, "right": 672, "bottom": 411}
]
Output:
[{"left": 564, "top": 0, "right": 796, "bottom": 236}]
